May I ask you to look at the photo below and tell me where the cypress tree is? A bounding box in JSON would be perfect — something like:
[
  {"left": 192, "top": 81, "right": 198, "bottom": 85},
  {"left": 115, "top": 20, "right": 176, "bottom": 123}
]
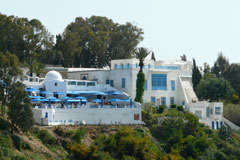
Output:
[{"left": 192, "top": 58, "right": 202, "bottom": 91}]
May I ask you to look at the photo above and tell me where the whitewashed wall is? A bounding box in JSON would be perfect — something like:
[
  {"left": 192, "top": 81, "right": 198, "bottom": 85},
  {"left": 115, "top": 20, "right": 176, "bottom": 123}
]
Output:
[{"left": 32, "top": 108, "right": 142, "bottom": 125}]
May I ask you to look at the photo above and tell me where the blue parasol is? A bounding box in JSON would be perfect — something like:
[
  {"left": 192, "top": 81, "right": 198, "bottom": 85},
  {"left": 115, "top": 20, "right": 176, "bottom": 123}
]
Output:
[
  {"left": 92, "top": 99, "right": 102, "bottom": 102},
  {"left": 40, "top": 91, "right": 52, "bottom": 94},
  {"left": 25, "top": 88, "right": 40, "bottom": 92}
]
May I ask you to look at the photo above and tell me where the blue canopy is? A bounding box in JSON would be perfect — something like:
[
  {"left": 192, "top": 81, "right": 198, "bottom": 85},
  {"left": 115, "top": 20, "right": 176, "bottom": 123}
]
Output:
[
  {"left": 49, "top": 98, "right": 61, "bottom": 102},
  {"left": 75, "top": 96, "right": 86, "bottom": 99},
  {"left": 40, "top": 99, "right": 49, "bottom": 102},
  {"left": 25, "top": 88, "right": 40, "bottom": 92},
  {"left": 122, "top": 99, "right": 131, "bottom": 102},
  {"left": 55, "top": 92, "right": 65, "bottom": 95},
  {"left": 32, "top": 98, "right": 41, "bottom": 102},
  {"left": 108, "top": 98, "right": 122, "bottom": 102},
  {"left": 28, "top": 95, "right": 35, "bottom": 98},
  {"left": 63, "top": 96, "right": 72, "bottom": 100},
  {"left": 40, "top": 91, "right": 52, "bottom": 94},
  {"left": 32, "top": 96, "right": 44, "bottom": 99},
  {"left": 107, "top": 91, "right": 123, "bottom": 95},
  {"left": 47, "top": 96, "right": 57, "bottom": 99},
  {"left": 92, "top": 99, "right": 102, "bottom": 102}
]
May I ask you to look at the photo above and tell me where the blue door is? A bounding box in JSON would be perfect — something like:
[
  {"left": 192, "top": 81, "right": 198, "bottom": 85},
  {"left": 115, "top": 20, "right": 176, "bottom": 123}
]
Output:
[
  {"left": 45, "top": 112, "right": 48, "bottom": 118},
  {"left": 212, "top": 121, "right": 215, "bottom": 129},
  {"left": 216, "top": 121, "right": 219, "bottom": 129},
  {"left": 220, "top": 121, "right": 223, "bottom": 127}
]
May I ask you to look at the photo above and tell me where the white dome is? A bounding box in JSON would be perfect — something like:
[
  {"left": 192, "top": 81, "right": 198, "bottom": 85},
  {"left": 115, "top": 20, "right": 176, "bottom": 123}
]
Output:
[{"left": 45, "top": 71, "right": 63, "bottom": 81}]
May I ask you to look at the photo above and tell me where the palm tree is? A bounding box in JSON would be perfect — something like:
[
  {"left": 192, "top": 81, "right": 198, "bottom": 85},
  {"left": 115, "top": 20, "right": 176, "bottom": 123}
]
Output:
[
  {"left": 135, "top": 47, "right": 151, "bottom": 72},
  {"left": 34, "top": 62, "right": 45, "bottom": 77}
]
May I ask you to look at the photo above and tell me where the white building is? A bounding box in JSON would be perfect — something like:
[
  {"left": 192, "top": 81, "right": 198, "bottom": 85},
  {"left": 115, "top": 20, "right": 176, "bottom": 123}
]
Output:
[
  {"left": 23, "top": 71, "right": 142, "bottom": 126},
  {"left": 64, "top": 58, "right": 223, "bottom": 129}
]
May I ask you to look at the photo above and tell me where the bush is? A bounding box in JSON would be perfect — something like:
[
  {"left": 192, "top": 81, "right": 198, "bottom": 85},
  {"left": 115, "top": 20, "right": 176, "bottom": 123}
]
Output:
[
  {"left": 13, "top": 155, "right": 29, "bottom": 160},
  {"left": 54, "top": 126, "right": 64, "bottom": 137},
  {"left": 177, "top": 105, "right": 184, "bottom": 112},
  {"left": 72, "top": 129, "right": 86, "bottom": 143},
  {"left": 171, "top": 104, "right": 177, "bottom": 109},
  {"left": 38, "top": 129, "right": 55, "bottom": 145},
  {"left": 70, "top": 144, "right": 97, "bottom": 160},
  {"left": 0, "top": 118, "right": 10, "bottom": 131},
  {"left": 158, "top": 105, "right": 166, "bottom": 113}
]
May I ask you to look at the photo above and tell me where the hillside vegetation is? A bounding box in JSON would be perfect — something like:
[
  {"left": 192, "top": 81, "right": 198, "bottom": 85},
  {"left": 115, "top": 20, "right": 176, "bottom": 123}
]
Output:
[{"left": 1, "top": 104, "right": 240, "bottom": 160}]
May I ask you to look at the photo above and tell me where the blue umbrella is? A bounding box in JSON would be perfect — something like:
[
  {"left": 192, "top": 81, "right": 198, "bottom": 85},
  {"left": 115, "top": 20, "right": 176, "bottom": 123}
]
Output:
[
  {"left": 63, "top": 96, "right": 72, "bottom": 100},
  {"left": 32, "top": 96, "right": 44, "bottom": 99},
  {"left": 47, "top": 96, "right": 56, "bottom": 99},
  {"left": 40, "top": 99, "right": 49, "bottom": 102},
  {"left": 75, "top": 96, "right": 86, "bottom": 99},
  {"left": 40, "top": 91, "right": 52, "bottom": 94},
  {"left": 28, "top": 95, "right": 35, "bottom": 99},
  {"left": 122, "top": 99, "right": 131, "bottom": 102},
  {"left": 49, "top": 99, "right": 61, "bottom": 102},
  {"left": 32, "top": 98, "right": 41, "bottom": 102},
  {"left": 92, "top": 99, "right": 102, "bottom": 102},
  {"left": 25, "top": 88, "right": 40, "bottom": 92},
  {"left": 55, "top": 92, "right": 65, "bottom": 95},
  {"left": 108, "top": 99, "right": 122, "bottom": 102}
]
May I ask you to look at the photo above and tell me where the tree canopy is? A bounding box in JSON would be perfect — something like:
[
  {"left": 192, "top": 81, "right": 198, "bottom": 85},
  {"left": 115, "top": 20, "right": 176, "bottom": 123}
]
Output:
[
  {"left": 196, "top": 77, "right": 234, "bottom": 102},
  {"left": 0, "top": 13, "right": 54, "bottom": 64},
  {"left": 55, "top": 16, "right": 144, "bottom": 67}
]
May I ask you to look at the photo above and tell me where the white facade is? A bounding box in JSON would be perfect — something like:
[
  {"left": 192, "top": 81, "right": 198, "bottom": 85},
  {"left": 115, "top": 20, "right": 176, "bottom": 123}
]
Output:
[
  {"left": 66, "top": 58, "right": 224, "bottom": 129},
  {"left": 32, "top": 107, "right": 141, "bottom": 125},
  {"left": 23, "top": 70, "right": 142, "bottom": 125}
]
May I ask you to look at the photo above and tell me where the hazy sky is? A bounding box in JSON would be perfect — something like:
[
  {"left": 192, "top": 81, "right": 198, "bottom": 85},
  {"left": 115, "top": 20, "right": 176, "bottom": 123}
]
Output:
[{"left": 1, "top": 0, "right": 240, "bottom": 66}]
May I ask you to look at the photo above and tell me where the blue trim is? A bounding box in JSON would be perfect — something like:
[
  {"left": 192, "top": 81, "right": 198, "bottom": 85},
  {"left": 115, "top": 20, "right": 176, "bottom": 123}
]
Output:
[{"left": 152, "top": 74, "right": 167, "bottom": 90}]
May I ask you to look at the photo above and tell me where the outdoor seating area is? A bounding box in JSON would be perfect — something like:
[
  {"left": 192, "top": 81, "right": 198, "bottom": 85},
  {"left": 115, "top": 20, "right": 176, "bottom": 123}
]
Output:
[{"left": 26, "top": 88, "right": 137, "bottom": 109}]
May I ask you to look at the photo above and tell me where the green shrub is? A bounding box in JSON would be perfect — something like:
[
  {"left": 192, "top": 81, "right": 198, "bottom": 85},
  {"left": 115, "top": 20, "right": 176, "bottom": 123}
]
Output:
[
  {"left": 171, "top": 104, "right": 177, "bottom": 109},
  {"left": 65, "top": 129, "right": 74, "bottom": 137},
  {"left": 0, "top": 118, "right": 10, "bottom": 131},
  {"left": 11, "top": 135, "right": 32, "bottom": 151},
  {"left": 158, "top": 105, "right": 166, "bottom": 113},
  {"left": 38, "top": 129, "right": 55, "bottom": 145},
  {"left": 54, "top": 126, "right": 64, "bottom": 137},
  {"left": 177, "top": 105, "right": 184, "bottom": 111},
  {"left": 0, "top": 132, "right": 12, "bottom": 149},
  {"left": 72, "top": 129, "right": 86, "bottom": 143},
  {"left": 13, "top": 155, "right": 29, "bottom": 160}
]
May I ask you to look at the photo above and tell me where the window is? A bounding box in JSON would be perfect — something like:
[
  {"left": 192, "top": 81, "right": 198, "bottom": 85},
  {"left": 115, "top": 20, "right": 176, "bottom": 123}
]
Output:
[
  {"left": 151, "top": 97, "right": 156, "bottom": 105},
  {"left": 171, "top": 80, "right": 175, "bottom": 91},
  {"left": 122, "top": 78, "right": 125, "bottom": 88},
  {"left": 161, "top": 97, "right": 166, "bottom": 106},
  {"left": 114, "top": 64, "right": 118, "bottom": 69},
  {"left": 170, "top": 97, "right": 174, "bottom": 105},
  {"left": 136, "top": 63, "right": 138, "bottom": 68},
  {"left": 55, "top": 83, "right": 57, "bottom": 86},
  {"left": 87, "top": 82, "right": 95, "bottom": 86},
  {"left": 206, "top": 107, "right": 210, "bottom": 117},
  {"left": 148, "top": 64, "right": 151, "bottom": 69},
  {"left": 68, "top": 81, "right": 76, "bottom": 85},
  {"left": 121, "top": 64, "right": 123, "bottom": 69},
  {"left": 152, "top": 74, "right": 167, "bottom": 90},
  {"left": 106, "top": 80, "right": 114, "bottom": 87},
  {"left": 215, "top": 107, "right": 221, "bottom": 115},
  {"left": 144, "top": 80, "right": 148, "bottom": 90},
  {"left": 77, "top": 82, "right": 86, "bottom": 86},
  {"left": 182, "top": 100, "right": 185, "bottom": 105},
  {"left": 127, "top": 63, "right": 130, "bottom": 68}
]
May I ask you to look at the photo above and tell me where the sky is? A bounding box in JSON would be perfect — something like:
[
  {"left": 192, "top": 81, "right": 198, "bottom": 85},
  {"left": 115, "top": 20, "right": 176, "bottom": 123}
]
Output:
[{"left": 1, "top": 0, "right": 240, "bottom": 67}]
